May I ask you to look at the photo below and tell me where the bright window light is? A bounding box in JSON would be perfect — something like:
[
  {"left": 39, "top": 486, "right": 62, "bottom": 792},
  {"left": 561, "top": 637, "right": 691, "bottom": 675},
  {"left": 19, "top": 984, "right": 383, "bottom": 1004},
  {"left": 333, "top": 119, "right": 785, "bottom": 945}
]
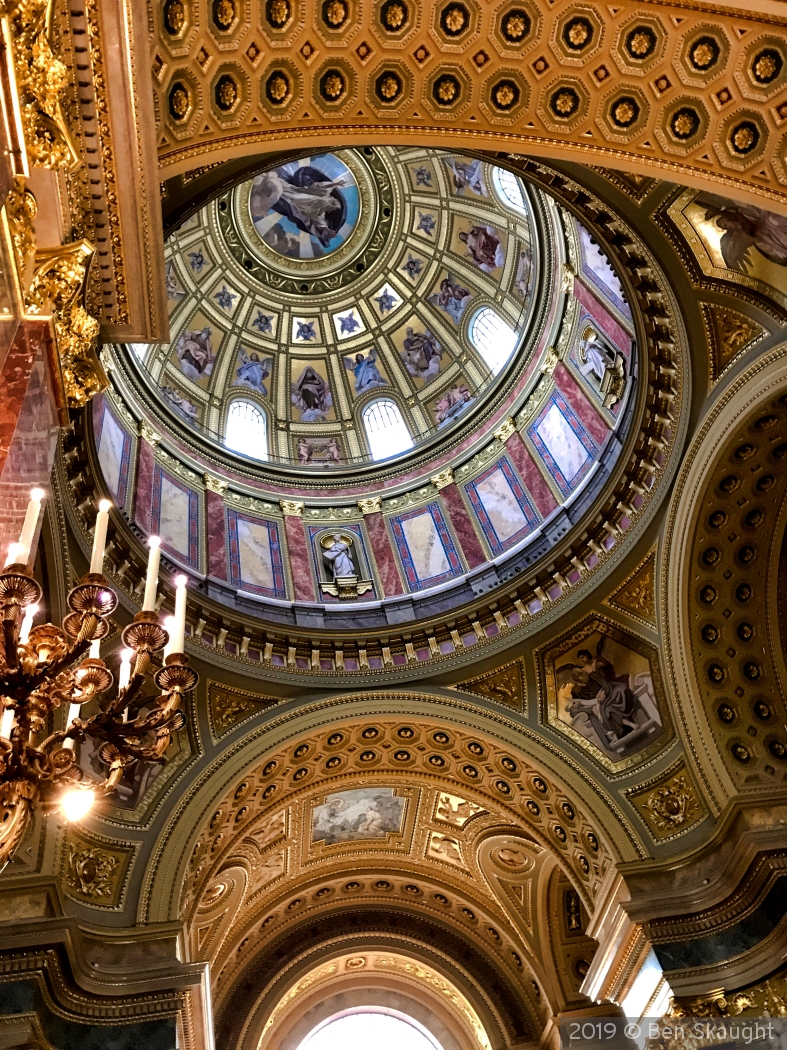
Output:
[
  {"left": 469, "top": 307, "right": 518, "bottom": 376},
  {"left": 128, "top": 343, "right": 149, "bottom": 361},
  {"left": 362, "top": 398, "right": 414, "bottom": 460},
  {"left": 224, "top": 399, "right": 268, "bottom": 460},
  {"left": 492, "top": 167, "right": 529, "bottom": 217},
  {"left": 299, "top": 1009, "right": 442, "bottom": 1050}
]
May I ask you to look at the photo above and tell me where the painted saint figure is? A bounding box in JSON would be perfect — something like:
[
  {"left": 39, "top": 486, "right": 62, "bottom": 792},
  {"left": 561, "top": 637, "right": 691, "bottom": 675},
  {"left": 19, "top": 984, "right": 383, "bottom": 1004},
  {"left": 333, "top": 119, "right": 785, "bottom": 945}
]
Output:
[
  {"left": 174, "top": 327, "right": 215, "bottom": 381},
  {"left": 434, "top": 383, "right": 473, "bottom": 426},
  {"left": 344, "top": 346, "right": 387, "bottom": 394},
  {"left": 235, "top": 348, "right": 273, "bottom": 396},
  {"left": 430, "top": 275, "right": 472, "bottom": 324},
  {"left": 323, "top": 534, "right": 355, "bottom": 579},
  {"left": 401, "top": 327, "right": 443, "bottom": 382},
  {"left": 443, "top": 156, "right": 486, "bottom": 196},
  {"left": 251, "top": 164, "right": 351, "bottom": 249},
  {"left": 291, "top": 366, "right": 333, "bottom": 422},
  {"left": 459, "top": 225, "right": 504, "bottom": 272}
]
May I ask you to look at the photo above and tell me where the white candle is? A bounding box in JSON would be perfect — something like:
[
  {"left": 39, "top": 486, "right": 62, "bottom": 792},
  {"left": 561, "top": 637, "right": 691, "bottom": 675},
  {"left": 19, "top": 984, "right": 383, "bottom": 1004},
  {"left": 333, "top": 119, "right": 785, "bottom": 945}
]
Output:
[
  {"left": 0, "top": 706, "right": 14, "bottom": 740},
  {"left": 62, "top": 701, "right": 81, "bottom": 749},
  {"left": 162, "top": 614, "right": 176, "bottom": 659},
  {"left": 89, "top": 499, "right": 112, "bottom": 574},
  {"left": 171, "top": 575, "right": 188, "bottom": 655},
  {"left": 4, "top": 542, "right": 22, "bottom": 567},
  {"left": 16, "top": 488, "right": 44, "bottom": 565},
  {"left": 142, "top": 536, "right": 161, "bottom": 612},
  {"left": 117, "top": 647, "right": 133, "bottom": 691},
  {"left": 89, "top": 638, "right": 101, "bottom": 659},
  {"left": 18, "top": 603, "right": 39, "bottom": 644}
]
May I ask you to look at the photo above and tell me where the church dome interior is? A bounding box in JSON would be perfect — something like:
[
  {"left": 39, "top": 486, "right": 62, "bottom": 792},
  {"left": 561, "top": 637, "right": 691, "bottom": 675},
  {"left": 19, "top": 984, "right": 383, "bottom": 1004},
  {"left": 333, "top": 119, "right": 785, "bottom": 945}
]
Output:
[{"left": 1, "top": 2, "right": 787, "bottom": 1049}]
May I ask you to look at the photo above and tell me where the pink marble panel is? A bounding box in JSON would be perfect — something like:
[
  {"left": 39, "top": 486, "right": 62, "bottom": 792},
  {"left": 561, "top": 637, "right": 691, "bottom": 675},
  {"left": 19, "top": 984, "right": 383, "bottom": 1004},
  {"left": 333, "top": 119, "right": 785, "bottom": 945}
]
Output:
[
  {"left": 504, "top": 432, "right": 558, "bottom": 518},
  {"left": 440, "top": 483, "right": 485, "bottom": 569},
  {"left": 572, "top": 278, "right": 631, "bottom": 355},
  {"left": 554, "top": 362, "right": 609, "bottom": 447},
  {"left": 283, "top": 514, "right": 316, "bottom": 601},
  {"left": 206, "top": 489, "right": 227, "bottom": 580},
  {"left": 0, "top": 322, "right": 59, "bottom": 561},
  {"left": 363, "top": 510, "right": 404, "bottom": 597},
  {"left": 134, "top": 438, "right": 155, "bottom": 533}
]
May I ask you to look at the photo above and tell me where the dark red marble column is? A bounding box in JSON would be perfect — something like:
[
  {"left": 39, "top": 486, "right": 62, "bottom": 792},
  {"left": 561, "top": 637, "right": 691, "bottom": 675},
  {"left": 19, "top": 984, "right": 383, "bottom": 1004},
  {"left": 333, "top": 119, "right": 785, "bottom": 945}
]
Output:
[
  {"left": 554, "top": 361, "right": 609, "bottom": 446},
  {"left": 134, "top": 436, "right": 155, "bottom": 534},
  {"left": 281, "top": 502, "right": 316, "bottom": 602},
  {"left": 435, "top": 475, "right": 486, "bottom": 570},
  {"left": 358, "top": 499, "right": 404, "bottom": 597},
  {"left": 503, "top": 430, "right": 558, "bottom": 519},
  {"left": 572, "top": 277, "right": 631, "bottom": 354},
  {"left": 205, "top": 484, "right": 227, "bottom": 580}
]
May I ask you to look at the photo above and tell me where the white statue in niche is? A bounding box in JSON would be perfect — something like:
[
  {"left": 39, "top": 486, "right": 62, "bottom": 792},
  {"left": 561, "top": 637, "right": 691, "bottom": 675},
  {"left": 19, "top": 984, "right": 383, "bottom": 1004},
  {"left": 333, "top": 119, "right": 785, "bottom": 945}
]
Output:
[
  {"left": 577, "top": 327, "right": 626, "bottom": 408},
  {"left": 318, "top": 533, "right": 373, "bottom": 600}
]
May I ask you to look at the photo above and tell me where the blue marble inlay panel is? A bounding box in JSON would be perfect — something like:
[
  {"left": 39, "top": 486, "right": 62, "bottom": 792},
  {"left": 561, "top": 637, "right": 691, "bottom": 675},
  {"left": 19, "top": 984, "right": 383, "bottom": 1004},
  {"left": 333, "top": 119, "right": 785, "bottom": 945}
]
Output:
[{"left": 528, "top": 389, "right": 599, "bottom": 498}]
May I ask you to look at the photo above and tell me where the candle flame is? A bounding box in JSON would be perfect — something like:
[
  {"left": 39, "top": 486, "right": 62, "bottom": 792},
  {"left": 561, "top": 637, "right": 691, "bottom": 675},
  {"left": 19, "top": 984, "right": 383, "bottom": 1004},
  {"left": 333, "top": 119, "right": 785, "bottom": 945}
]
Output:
[
  {"left": 98, "top": 499, "right": 112, "bottom": 513},
  {"left": 175, "top": 574, "right": 188, "bottom": 587},
  {"left": 30, "top": 488, "right": 45, "bottom": 502},
  {"left": 148, "top": 535, "right": 161, "bottom": 548}
]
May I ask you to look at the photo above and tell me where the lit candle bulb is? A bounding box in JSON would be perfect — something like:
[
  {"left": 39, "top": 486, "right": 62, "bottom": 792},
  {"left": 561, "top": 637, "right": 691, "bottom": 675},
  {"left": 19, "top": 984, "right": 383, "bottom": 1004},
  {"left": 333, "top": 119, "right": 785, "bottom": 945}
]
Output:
[
  {"left": 117, "top": 647, "right": 133, "bottom": 692},
  {"left": 0, "top": 705, "right": 14, "bottom": 740},
  {"left": 18, "top": 603, "right": 39, "bottom": 644},
  {"left": 162, "top": 615, "right": 176, "bottom": 660},
  {"left": 15, "top": 488, "right": 44, "bottom": 566},
  {"left": 62, "top": 702, "right": 81, "bottom": 749},
  {"left": 89, "top": 638, "right": 101, "bottom": 660},
  {"left": 170, "top": 575, "right": 188, "bottom": 656},
  {"left": 4, "top": 542, "right": 22, "bottom": 568},
  {"left": 142, "top": 536, "right": 161, "bottom": 612},
  {"left": 89, "top": 499, "right": 112, "bottom": 575}
]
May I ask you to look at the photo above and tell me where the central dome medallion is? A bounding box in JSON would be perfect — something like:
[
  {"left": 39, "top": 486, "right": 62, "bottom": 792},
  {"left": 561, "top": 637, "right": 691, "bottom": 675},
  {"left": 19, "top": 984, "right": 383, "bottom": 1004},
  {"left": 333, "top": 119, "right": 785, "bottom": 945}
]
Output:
[{"left": 133, "top": 146, "right": 550, "bottom": 472}]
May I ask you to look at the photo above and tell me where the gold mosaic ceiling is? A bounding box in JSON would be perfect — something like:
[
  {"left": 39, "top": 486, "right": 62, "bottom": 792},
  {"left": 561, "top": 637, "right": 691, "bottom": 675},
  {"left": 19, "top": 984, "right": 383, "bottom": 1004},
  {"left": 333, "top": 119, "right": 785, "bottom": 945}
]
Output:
[
  {"left": 153, "top": 0, "right": 787, "bottom": 209},
  {"left": 133, "top": 146, "right": 548, "bottom": 468}
]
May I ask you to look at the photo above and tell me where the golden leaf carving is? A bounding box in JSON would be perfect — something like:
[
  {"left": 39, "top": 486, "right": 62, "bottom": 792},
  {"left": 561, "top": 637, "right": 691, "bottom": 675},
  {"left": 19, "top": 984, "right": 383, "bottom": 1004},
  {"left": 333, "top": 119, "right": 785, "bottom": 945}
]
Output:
[
  {"left": 457, "top": 658, "right": 525, "bottom": 711},
  {"left": 702, "top": 303, "right": 765, "bottom": 383},
  {"left": 605, "top": 548, "right": 657, "bottom": 626}
]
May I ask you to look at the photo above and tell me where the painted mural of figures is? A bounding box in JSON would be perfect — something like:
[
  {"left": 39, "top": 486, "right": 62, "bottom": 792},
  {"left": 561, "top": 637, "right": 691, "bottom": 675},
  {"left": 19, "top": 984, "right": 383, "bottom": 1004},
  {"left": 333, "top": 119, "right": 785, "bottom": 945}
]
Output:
[
  {"left": 696, "top": 192, "right": 787, "bottom": 271},
  {"left": 165, "top": 262, "right": 184, "bottom": 301},
  {"left": 401, "top": 327, "right": 443, "bottom": 382},
  {"left": 555, "top": 635, "right": 661, "bottom": 759},
  {"left": 322, "top": 533, "right": 355, "bottom": 579},
  {"left": 161, "top": 385, "right": 198, "bottom": 420},
  {"left": 514, "top": 246, "right": 533, "bottom": 299},
  {"left": 251, "top": 165, "right": 351, "bottom": 249},
  {"left": 311, "top": 787, "right": 405, "bottom": 845},
  {"left": 344, "top": 346, "right": 387, "bottom": 394},
  {"left": 291, "top": 366, "right": 333, "bottom": 422},
  {"left": 174, "top": 327, "right": 215, "bottom": 381},
  {"left": 459, "top": 225, "right": 504, "bottom": 272},
  {"left": 434, "top": 383, "right": 473, "bottom": 425},
  {"left": 235, "top": 348, "right": 272, "bottom": 395},
  {"left": 430, "top": 275, "right": 472, "bottom": 324},
  {"left": 443, "top": 156, "right": 487, "bottom": 196},
  {"left": 297, "top": 437, "right": 341, "bottom": 464}
]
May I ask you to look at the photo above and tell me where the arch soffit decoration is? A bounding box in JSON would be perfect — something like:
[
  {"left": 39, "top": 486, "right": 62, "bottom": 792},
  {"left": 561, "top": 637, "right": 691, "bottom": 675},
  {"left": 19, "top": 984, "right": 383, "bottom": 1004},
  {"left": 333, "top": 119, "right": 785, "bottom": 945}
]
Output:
[
  {"left": 663, "top": 344, "right": 787, "bottom": 813},
  {"left": 152, "top": 0, "right": 787, "bottom": 212}
]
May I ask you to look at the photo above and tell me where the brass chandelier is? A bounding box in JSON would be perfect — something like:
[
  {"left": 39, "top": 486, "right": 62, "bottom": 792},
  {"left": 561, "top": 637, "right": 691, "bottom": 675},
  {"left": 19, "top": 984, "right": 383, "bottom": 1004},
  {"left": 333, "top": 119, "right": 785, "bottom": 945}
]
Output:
[{"left": 0, "top": 491, "right": 197, "bottom": 870}]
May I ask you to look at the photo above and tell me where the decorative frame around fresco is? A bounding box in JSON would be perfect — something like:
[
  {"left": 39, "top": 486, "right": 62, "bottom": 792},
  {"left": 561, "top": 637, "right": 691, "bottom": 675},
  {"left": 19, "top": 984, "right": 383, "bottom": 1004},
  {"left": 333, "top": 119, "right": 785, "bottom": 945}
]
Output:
[
  {"left": 388, "top": 501, "right": 464, "bottom": 591},
  {"left": 464, "top": 454, "right": 541, "bottom": 557},
  {"left": 93, "top": 395, "right": 133, "bottom": 511},
  {"left": 227, "top": 508, "right": 287, "bottom": 598},
  {"left": 535, "top": 612, "right": 672, "bottom": 775},
  {"left": 527, "top": 388, "right": 599, "bottom": 499},
  {"left": 303, "top": 784, "right": 418, "bottom": 864},
  {"left": 151, "top": 464, "right": 201, "bottom": 570}
]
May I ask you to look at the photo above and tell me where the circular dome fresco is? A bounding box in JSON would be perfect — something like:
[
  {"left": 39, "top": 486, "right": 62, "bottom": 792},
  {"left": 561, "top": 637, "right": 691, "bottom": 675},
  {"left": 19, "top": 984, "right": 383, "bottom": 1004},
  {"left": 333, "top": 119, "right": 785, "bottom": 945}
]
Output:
[{"left": 131, "top": 147, "right": 545, "bottom": 471}]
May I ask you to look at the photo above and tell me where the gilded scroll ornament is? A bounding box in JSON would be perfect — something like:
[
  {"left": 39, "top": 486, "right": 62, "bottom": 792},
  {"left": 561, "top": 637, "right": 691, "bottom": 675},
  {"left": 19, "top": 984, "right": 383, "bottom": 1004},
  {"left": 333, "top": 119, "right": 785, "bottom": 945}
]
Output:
[
  {"left": 430, "top": 467, "right": 454, "bottom": 490},
  {"left": 204, "top": 473, "right": 229, "bottom": 495},
  {"left": 279, "top": 499, "right": 305, "bottom": 516},
  {"left": 357, "top": 496, "right": 383, "bottom": 514},
  {"left": 65, "top": 843, "right": 119, "bottom": 899},
  {"left": 644, "top": 775, "right": 699, "bottom": 830},
  {"left": 4, "top": 175, "right": 37, "bottom": 291},
  {"left": 26, "top": 241, "right": 107, "bottom": 408},
  {"left": 493, "top": 416, "right": 516, "bottom": 443},
  {"left": 4, "top": 0, "right": 80, "bottom": 170}
]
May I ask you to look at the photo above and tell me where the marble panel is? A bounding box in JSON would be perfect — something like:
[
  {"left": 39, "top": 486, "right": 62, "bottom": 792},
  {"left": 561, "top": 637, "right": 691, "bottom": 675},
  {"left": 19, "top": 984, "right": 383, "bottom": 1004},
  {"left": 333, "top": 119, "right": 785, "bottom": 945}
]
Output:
[
  {"left": 283, "top": 514, "right": 315, "bottom": 601},
  {"left": 554, "top": 362, "right": 610, "bottom": 446},
  {"left": 152, "top": 467, "right": 199, "bottom": 568},
  {"left": 228, "top": 510, "right": 285, "bottom": 598},
  {"left": 95, "top": 402, "right": 131, "bottom": 508},
  {"left": 528, "top": 390, "right": 598, "bottom": 498},
  {"left": 572, "top": 278, "right": 631, "bottom": 356},
  {"left": 466, "top": 456, "right": 540, "bottom": 556},
  {"left": 440, "top": 483, "right": 486, "bottom": 568},
  {"left": 389, "top": 503, "right": 463, "bottom": 590},
  {"left": 578, "top": 221, "right": 631, "bottom": 318},
  {"left": 363, "top": 510, "right": 404, "bottom": 596},
  {"left": 206, "top": 489, "right": 227, "bottom": 580}
]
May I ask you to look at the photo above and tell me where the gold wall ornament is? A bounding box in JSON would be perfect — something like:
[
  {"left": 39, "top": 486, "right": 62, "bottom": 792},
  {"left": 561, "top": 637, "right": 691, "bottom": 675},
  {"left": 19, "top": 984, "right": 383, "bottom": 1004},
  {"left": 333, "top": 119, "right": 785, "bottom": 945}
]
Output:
[
  {"left": 700, "top": 302, "right": 766, "bottom": 384},
  {"left": 5, "top": 0, "right": 80, "bottom": 170},
  {"left": 3, "top": 174, "right": 37, "bottom": 292},
  {"left": 430, "top": 467, "right": 455, "bottom": 490},
  {"left": 626, "top": 761, "right": 705, "bottom": 840},
  {"left": 26, "top": 241, "right": 106, "bottom": 408},
  {"left": 279, "top": 499, "right": 305, "bottom": 516},
  {"left": 204, "top": 473, "right": 229, "bottom": 495},
  {"left": 138, "top": 419, "right": 162, "bottom": 446},
  {"left": 357, "top": 496, "right": 383, "bottom": 514},
  {"left": 65, "top": 842, "right": 118, "bottom": 899},
  {"left": 456, "top": 657, "right": 526, "bottom": 712},
  {"left": 493, "top": 417, "right": 517, "bottom": 443},
  {"left": 604, "top": 546, "right": 657, "bottom": 627}
]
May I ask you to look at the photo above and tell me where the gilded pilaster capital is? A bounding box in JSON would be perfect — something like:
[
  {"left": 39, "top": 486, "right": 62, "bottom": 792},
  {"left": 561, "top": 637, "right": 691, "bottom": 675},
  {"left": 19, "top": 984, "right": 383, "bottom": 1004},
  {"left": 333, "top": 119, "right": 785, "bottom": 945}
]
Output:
[
  {"left": 357, "top": 496, "right": 383, "bottom": 514},
  {"left": 280, "top": 499, "right": 305, "bottom": 517},
  {"left": 430, "top": 468, "right": 455, "bottom": 491},
  {"left": 204, "top": 473, "right": 228, "bottom": 496},
  {"left": 493, "top": 417, "right": 517, "bottom": 443}
]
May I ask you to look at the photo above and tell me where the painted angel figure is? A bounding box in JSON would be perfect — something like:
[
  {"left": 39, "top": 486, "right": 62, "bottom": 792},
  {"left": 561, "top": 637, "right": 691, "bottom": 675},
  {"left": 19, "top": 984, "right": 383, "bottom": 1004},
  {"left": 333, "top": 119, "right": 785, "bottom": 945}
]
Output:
[
  {"left": 443, "top": 156, "right": 486, "bottom": 196},
  {"left": 344, "top": 346, "right": 387, "bottom": 394},
  {"left": 235, "top": 347, "right": 272, "bottom": 396},
  {"left": 251, "top": 165, "right": 352, "bottom": 249},
  {"left": 323, "top": 534, "right": 355, "bottom": 579},
  {"left": 174, "top": 327, "right": 214, "bottom": 381}
]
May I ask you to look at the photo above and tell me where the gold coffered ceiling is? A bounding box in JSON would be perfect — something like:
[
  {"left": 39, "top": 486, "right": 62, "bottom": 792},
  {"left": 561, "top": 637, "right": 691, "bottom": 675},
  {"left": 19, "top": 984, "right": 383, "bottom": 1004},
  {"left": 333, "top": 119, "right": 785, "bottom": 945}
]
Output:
[{"left": 153, "top": 0, "right": 787, "bottom": 208}]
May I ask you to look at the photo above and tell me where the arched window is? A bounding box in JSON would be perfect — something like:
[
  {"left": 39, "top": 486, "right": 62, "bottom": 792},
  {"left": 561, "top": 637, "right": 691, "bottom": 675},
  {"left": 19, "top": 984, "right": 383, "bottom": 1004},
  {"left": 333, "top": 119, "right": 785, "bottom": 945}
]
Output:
[
  {"left": 469, "top": 308, "right": 518, "bottom": 376},
  {"left": 128, "top": 343, "right": 149, "bottom": 361},
  {"left": 224, "top": 399, "right": 268, "bottom": 460},
  {"left": 492, "top": 167, "right": 529, "bottom": 217},
  {"left": 362, "top": 398, "right": 413, "bottom": 461}
]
